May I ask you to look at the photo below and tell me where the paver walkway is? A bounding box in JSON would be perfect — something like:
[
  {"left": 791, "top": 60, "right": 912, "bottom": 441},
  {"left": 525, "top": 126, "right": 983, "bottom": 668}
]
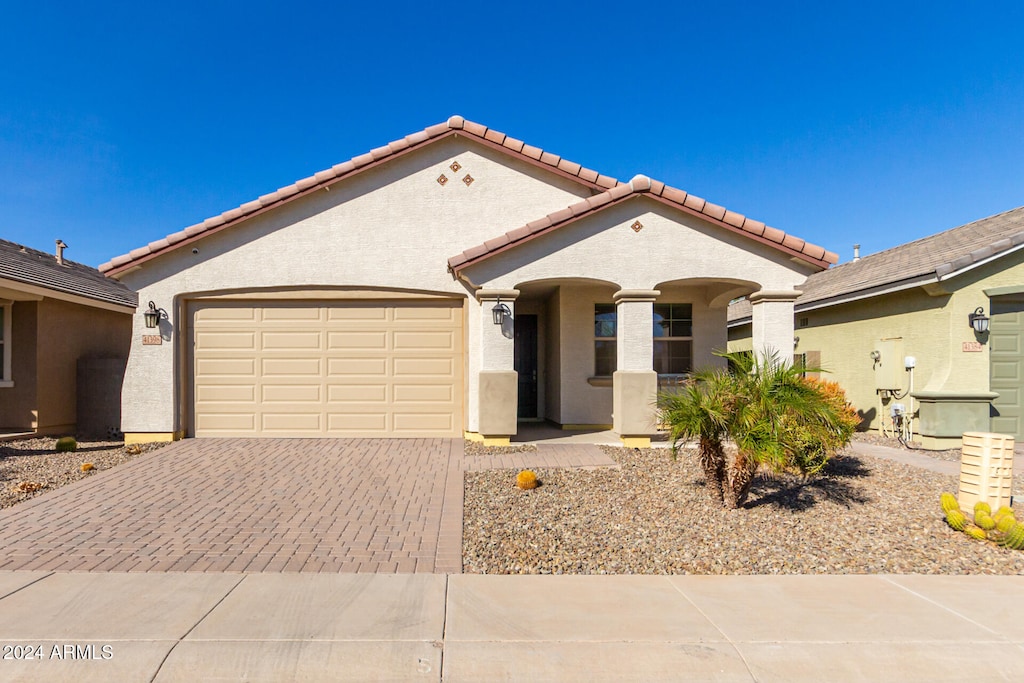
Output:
[{"left": 0, "top": 439, "right": 615, "bottom": 574}]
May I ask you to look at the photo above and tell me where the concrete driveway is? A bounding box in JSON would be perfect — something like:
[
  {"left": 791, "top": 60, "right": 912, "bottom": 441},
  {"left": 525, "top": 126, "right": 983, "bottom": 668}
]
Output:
[{"left": 0, "top": 439, "right": 465, "bottom": 573}]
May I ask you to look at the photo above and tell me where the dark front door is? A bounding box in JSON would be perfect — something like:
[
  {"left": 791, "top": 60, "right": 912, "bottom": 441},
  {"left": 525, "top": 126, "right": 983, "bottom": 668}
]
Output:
[{"left": 514, "top": 315, "right": 538, "bottom": 419}]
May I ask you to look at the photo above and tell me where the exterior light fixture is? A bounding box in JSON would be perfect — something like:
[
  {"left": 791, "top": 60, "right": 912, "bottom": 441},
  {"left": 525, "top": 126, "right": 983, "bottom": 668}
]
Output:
[
  {"left": 968, "top": 307, "right": 990, "bottom": 334},
  {"left": 143, "top": 301, "right": 161, "bottom": 329},
  {"left": 491, "top": 298, "right": 511, "bottom": 325}
]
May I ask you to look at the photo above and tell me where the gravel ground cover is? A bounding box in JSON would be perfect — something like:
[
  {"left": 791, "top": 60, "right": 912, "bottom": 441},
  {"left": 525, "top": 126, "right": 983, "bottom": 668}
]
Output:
[
  {"left": 0, "top": 437, "right": 165, "bottom": 509},
  {"left": 463, "top": 441, "right": 537, "bottom": 456},
  {"left": 463, "top": 445, "right": 1024, "bottom": 575},
  {"left": 851, "top": 431, "right": 963, "bottom": 462}
]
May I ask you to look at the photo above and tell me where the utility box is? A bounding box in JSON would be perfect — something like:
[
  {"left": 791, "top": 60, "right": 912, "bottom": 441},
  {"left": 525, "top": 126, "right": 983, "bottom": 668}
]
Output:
[
  {"left": 958, "top": 431, "right": 1014, "bottom": 512},
  {"left": 874, "top": 337, "right": 904, "bottom": 392}
]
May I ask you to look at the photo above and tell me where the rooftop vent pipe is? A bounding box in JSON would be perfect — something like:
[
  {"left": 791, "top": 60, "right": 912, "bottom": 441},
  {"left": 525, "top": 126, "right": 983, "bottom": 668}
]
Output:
[
  {"left": 55, "top": 239, "right": 68, "bottom": 265},
  {"left": 852, "top": 244, "right": 860, "bottom": 262}
]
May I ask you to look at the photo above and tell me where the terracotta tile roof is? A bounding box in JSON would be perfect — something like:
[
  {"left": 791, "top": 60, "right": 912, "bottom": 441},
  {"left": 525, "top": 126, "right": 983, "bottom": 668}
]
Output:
[
  {"left": 100, "top": 116, "right": 616, "bottom": 276},
  {"left": 727, "top": 205, "right": 1024, "bottom": 323},
  {"left": 448, "top": 174, "right": 839, "bottom": 273},
  {"left": 0, "top": 239, "right": 137, "bottom": 308}
]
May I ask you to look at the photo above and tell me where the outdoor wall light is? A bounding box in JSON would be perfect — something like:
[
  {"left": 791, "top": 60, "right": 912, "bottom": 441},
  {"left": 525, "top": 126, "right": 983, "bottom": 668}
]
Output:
[
  {"left": 491, "top": 298, "right": 511, "bottom": 325},
  {"left": 968, "top": 307, "right": 990, "bottom": 334},
  {"left": 143, "top": 301, "right": 162, "bottom": 329}
]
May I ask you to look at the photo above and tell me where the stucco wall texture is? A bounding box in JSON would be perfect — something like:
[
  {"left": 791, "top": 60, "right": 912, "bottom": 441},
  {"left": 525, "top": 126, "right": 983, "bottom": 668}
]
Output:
[{"left": 0, "top": 299, "right": 130, "bottom": 433}]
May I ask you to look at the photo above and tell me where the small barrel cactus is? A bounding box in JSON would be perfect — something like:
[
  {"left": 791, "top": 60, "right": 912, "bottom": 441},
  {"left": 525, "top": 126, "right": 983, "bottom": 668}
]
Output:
[
  {"left": 996, "top": 515, "right": 1018, "bottom": 534},
  {"left": 965, "top": 527, "right": 988, "bottom": 541},
  {"left": 1000, "top": 523, "right": 1024, "bottom": 550},
  {"left": 946, "top": 509, "right": 967, "bottom": 531},
  {"left": 994, "top": 506, "right": 1015, "bottom": 522},
  {"left": 940, "top": 492, "right": 960, "bottom": 513},
  {"left": 516, "top": 470, "right": 538, "bottom": 490},
  {"left": 975, "top": 514, "right": 996, "bottom": 531},
  {"left": 80, "top": 463, "right": 95, "bottom": 472},
  {"left": 55, "top": 436, "right": 77, "bottom": 453},
  {"left": 974, "top": 501, "right": 992, "bottom": 517}
]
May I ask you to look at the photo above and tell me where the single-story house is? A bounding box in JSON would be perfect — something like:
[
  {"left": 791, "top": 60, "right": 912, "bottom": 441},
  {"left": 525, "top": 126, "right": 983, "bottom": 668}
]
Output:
[
  {"left": 729, "top": 206, "right": 1024, "bottom": 449},
  {"left": 101, "top": 116, "right": 837, "bottom": 446},
  {"left": 0, "top": 238, "right": 136, "bottom": 437}
]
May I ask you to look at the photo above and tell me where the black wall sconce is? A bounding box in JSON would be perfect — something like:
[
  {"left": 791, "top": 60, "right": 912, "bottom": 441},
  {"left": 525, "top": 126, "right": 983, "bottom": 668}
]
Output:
[
  {"left": 143, "top": 301, "right": 163, "bottom": 329},
  {"left": 491, "top": 298, "right": 511, "bottom": 325},
  {"left": 968, "top": 307, "right": 990, "bottom": 334}
]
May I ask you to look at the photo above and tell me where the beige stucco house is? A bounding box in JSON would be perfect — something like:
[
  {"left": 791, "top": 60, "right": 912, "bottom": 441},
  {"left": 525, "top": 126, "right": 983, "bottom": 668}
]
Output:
[
  {"left": 729, "top": 206, "right": 1024, "bottom": 449},
  {"left": 101, "top": 116, "right": 836, "bottom": 446},
  {"left": 0, "top": 239, "right": 136, "bottom": 436}
]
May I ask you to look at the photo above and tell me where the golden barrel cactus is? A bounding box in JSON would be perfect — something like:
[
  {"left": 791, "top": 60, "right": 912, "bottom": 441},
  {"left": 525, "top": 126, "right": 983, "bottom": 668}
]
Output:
[{"left": 516, "top": 470, "right": 539, "bottom": 490}]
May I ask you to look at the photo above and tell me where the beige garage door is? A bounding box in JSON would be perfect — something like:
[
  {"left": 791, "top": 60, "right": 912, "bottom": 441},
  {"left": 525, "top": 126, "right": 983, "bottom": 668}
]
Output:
[{"left": 191, "top": 300, "right": 463, "bottom": 437}]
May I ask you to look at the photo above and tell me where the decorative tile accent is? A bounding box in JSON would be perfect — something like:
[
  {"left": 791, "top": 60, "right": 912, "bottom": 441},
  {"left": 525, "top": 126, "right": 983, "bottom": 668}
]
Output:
[
  {"left": 631, "top": 220, "right": 643, "bottom": 232},
  {"left": 450, "top": 161, "right": 462, "bottom": 173},
  {"left": 437, "top": 174, "right": 449, "bottom": 186},
  {"left": 463, "top": 174, "right": 474, "bottom": 186}
]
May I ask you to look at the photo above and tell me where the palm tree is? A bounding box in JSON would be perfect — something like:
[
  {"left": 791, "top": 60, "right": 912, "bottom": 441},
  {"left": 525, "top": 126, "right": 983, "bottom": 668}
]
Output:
[
  {"left": 657, "top": 368, "right": 732, "bottom": 503},
  {"left": 658, "top": 349, "right": 857, "bottom": 509}
]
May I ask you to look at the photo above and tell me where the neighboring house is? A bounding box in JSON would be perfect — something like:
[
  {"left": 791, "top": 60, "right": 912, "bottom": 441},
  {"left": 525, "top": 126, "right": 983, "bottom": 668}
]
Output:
[
  {"left": 100, "top": 116, "right": 836, "bottom": 446},
  {"left": 729, "top": 206, "right": 1024, "bottom": 449},
  {"left": 0, "top": 239, "right": 136, "bottom": 436}
]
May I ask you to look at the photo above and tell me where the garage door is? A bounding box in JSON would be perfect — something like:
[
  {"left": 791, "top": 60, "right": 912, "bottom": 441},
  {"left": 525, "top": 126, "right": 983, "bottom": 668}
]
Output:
[
  {"left": 990, "top": 296, "right": 1024, "bottom": 440},
  {"left": 191, "top": 300, "right": 463, "bottom": 437}
]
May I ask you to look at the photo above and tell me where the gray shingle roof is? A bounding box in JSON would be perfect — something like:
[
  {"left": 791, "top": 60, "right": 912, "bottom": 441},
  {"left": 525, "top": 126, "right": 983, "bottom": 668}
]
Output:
[
  {"left": 0, "top": 239, "right": 137, "bottom": 309},
  {"left": 729, "top": 205, "right": 1024, "bottom": 322}
]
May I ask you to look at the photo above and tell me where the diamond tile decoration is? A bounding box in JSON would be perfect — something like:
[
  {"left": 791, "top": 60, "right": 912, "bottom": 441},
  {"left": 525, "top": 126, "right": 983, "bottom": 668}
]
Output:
[
  {"left": 463, "top": 174, "right": 474, "bottom": 186},
  {"left": 631, "top": 220, "right": 643, "bottom": 232},
  {"left": 437, "top": 174, "right": 449, "bottom": 186},
  {"left": 450, "top": 161, "right": 462, "bottom": 173}
]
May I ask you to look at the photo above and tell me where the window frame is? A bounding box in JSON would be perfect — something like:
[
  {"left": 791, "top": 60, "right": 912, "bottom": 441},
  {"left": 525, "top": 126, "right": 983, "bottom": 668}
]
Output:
[
  {"left": 652, "top": 303, "right": 693, "bottom": 377},
  {"left": 593, "top": 303, "right": 617, "bottom": 377}
]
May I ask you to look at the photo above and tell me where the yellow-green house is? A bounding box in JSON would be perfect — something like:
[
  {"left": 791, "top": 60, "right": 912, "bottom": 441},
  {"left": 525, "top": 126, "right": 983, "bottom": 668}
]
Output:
[{"left": 729, "top": 206, "right": 1024, "bottom": 450}]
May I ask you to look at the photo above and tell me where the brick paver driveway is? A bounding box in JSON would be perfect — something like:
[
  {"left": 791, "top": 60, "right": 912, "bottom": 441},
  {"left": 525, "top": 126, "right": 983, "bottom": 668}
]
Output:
[{"left": 0, "top": 439, "right": 464, "bottom": 573}]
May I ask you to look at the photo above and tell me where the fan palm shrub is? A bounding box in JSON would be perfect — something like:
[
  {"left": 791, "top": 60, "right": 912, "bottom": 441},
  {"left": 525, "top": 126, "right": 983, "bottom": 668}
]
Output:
[{"left": 658, "top": 350, "right": 858, "bottom": 509}]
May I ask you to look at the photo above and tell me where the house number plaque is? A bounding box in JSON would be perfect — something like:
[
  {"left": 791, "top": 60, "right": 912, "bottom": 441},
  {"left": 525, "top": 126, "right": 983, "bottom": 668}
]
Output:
[
  {"left": 142, "top": 335, "right": 163, "bottom": 346},
  {"left": 962, "top": 341, "right": 983, "bottom": 352}
]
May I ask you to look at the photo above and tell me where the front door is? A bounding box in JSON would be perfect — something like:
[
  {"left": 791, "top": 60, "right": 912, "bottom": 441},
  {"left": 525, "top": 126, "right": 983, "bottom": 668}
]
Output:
[
  {"left": 514, "top": 315, "right": 538, "bottom": 419},
  {"left": 991, "top": 296, "right": 1024, "bottom": 440}
]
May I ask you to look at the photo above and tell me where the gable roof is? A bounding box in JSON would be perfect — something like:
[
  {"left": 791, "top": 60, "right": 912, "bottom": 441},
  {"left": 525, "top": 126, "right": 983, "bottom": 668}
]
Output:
[
  {"left": 0, "top": 239, "right": 137, "bottom": 309},
  {"left": 728, "top": 205, "right": 1024, "bottom": 323},
  {"left": 100, "top": 116, "right": 617, "bottom": 276},
  {"left": 448, "top": 174, "right": 839, "bottom": 273}
]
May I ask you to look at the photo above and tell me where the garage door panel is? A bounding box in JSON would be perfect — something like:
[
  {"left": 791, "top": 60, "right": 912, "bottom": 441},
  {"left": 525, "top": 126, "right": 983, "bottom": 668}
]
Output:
[
  {"left": 262, "top": 385, "right": 321, "bottom": 403},
  {"left": 196, "top": 413, "right": 256, "bottom": 432},
  {"left": 197, "top": 385, "right": 256, "bottom": 402},
  {"left": 328, "top": 384, "right": 388, "bottom": 402},
  {"left": 192, "top": 300, "right": 463, "bottom": 437},
  {"left": 327, "top": 307, "right": 388, "bottom": 321},
  {"left": 328, "top": 413, "right": 388, "bottom": 432},
  {"left": 260, "top": 307, "right": 323, "bottom": 321},
  {"left": 196, "top": 358, "right": 256, "bottom": 376},
  {"left": 262, "top": 413, "right": 322, "bottom": 432},
  {"left": 261, "top": 331, "right": 323, "bottom": 350},
  {"left": 195, "top": 331, "right": 256, "bottom": 350},
  {"left": 327, "top": 331, "right": 388, "bottom": 350},
  {"left": 393, "top": 413, "right": 454, "bottom": 432}
]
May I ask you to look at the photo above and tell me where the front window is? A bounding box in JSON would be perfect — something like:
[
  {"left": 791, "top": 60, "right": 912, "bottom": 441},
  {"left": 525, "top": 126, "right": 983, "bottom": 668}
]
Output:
[
  {"left": 653, "top": 303, "right": 692, "bottom": 375},
  {"left": 594, "top": 303, "right": 616, "bottom": 376}
]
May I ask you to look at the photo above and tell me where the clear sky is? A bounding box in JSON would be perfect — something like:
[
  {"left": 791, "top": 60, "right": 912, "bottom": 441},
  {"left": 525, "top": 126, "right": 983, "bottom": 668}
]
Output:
[{"left": 2, "top": 1, "right": 1023, "bottom": 268}]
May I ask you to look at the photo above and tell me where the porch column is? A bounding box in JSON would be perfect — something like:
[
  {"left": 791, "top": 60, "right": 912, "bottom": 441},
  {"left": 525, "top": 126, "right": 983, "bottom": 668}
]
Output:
[
  {"left": 613, "top": 289, "right": 660, "bottom": 448},
  {"left": 472, "top": 289, "right": 519, "bottom": 446},
  {"left": 750, "top": 290, "right": 799, "bottom": 363}
]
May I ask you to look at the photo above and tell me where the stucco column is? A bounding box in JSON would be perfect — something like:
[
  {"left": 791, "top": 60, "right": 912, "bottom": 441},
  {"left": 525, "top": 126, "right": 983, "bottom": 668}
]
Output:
[
  {"left": 750, "top": 290, "right": 799, "bottom": 363},
  {"left": 471, "top": 289, "right": 519, "bottom": 446},
  {"left": 612, "top": 289, "right": 660, "bottom": 448}
]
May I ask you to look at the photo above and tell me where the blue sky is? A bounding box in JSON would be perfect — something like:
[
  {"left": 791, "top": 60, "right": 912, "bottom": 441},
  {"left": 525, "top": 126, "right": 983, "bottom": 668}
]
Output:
[{"left": 2, "top": 2, "right": 1022, "bottom": 268}]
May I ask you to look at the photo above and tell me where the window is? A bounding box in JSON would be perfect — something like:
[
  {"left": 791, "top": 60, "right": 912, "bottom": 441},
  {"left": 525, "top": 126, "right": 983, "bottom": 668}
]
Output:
[
  {"left": 653, "top": 303, "right": 692, "bottom": 375},
  {"left": 594, "top": 303, "right": 616, "bottom": 376},
  {"left": 0, "top": 302, "right": 11, "bottom": 387}
]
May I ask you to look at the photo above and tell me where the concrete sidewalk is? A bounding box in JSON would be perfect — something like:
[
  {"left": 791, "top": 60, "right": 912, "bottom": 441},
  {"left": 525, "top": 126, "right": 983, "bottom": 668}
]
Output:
[{"left": 0, "top": 572, "right": 1022, "bottom": 682}]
